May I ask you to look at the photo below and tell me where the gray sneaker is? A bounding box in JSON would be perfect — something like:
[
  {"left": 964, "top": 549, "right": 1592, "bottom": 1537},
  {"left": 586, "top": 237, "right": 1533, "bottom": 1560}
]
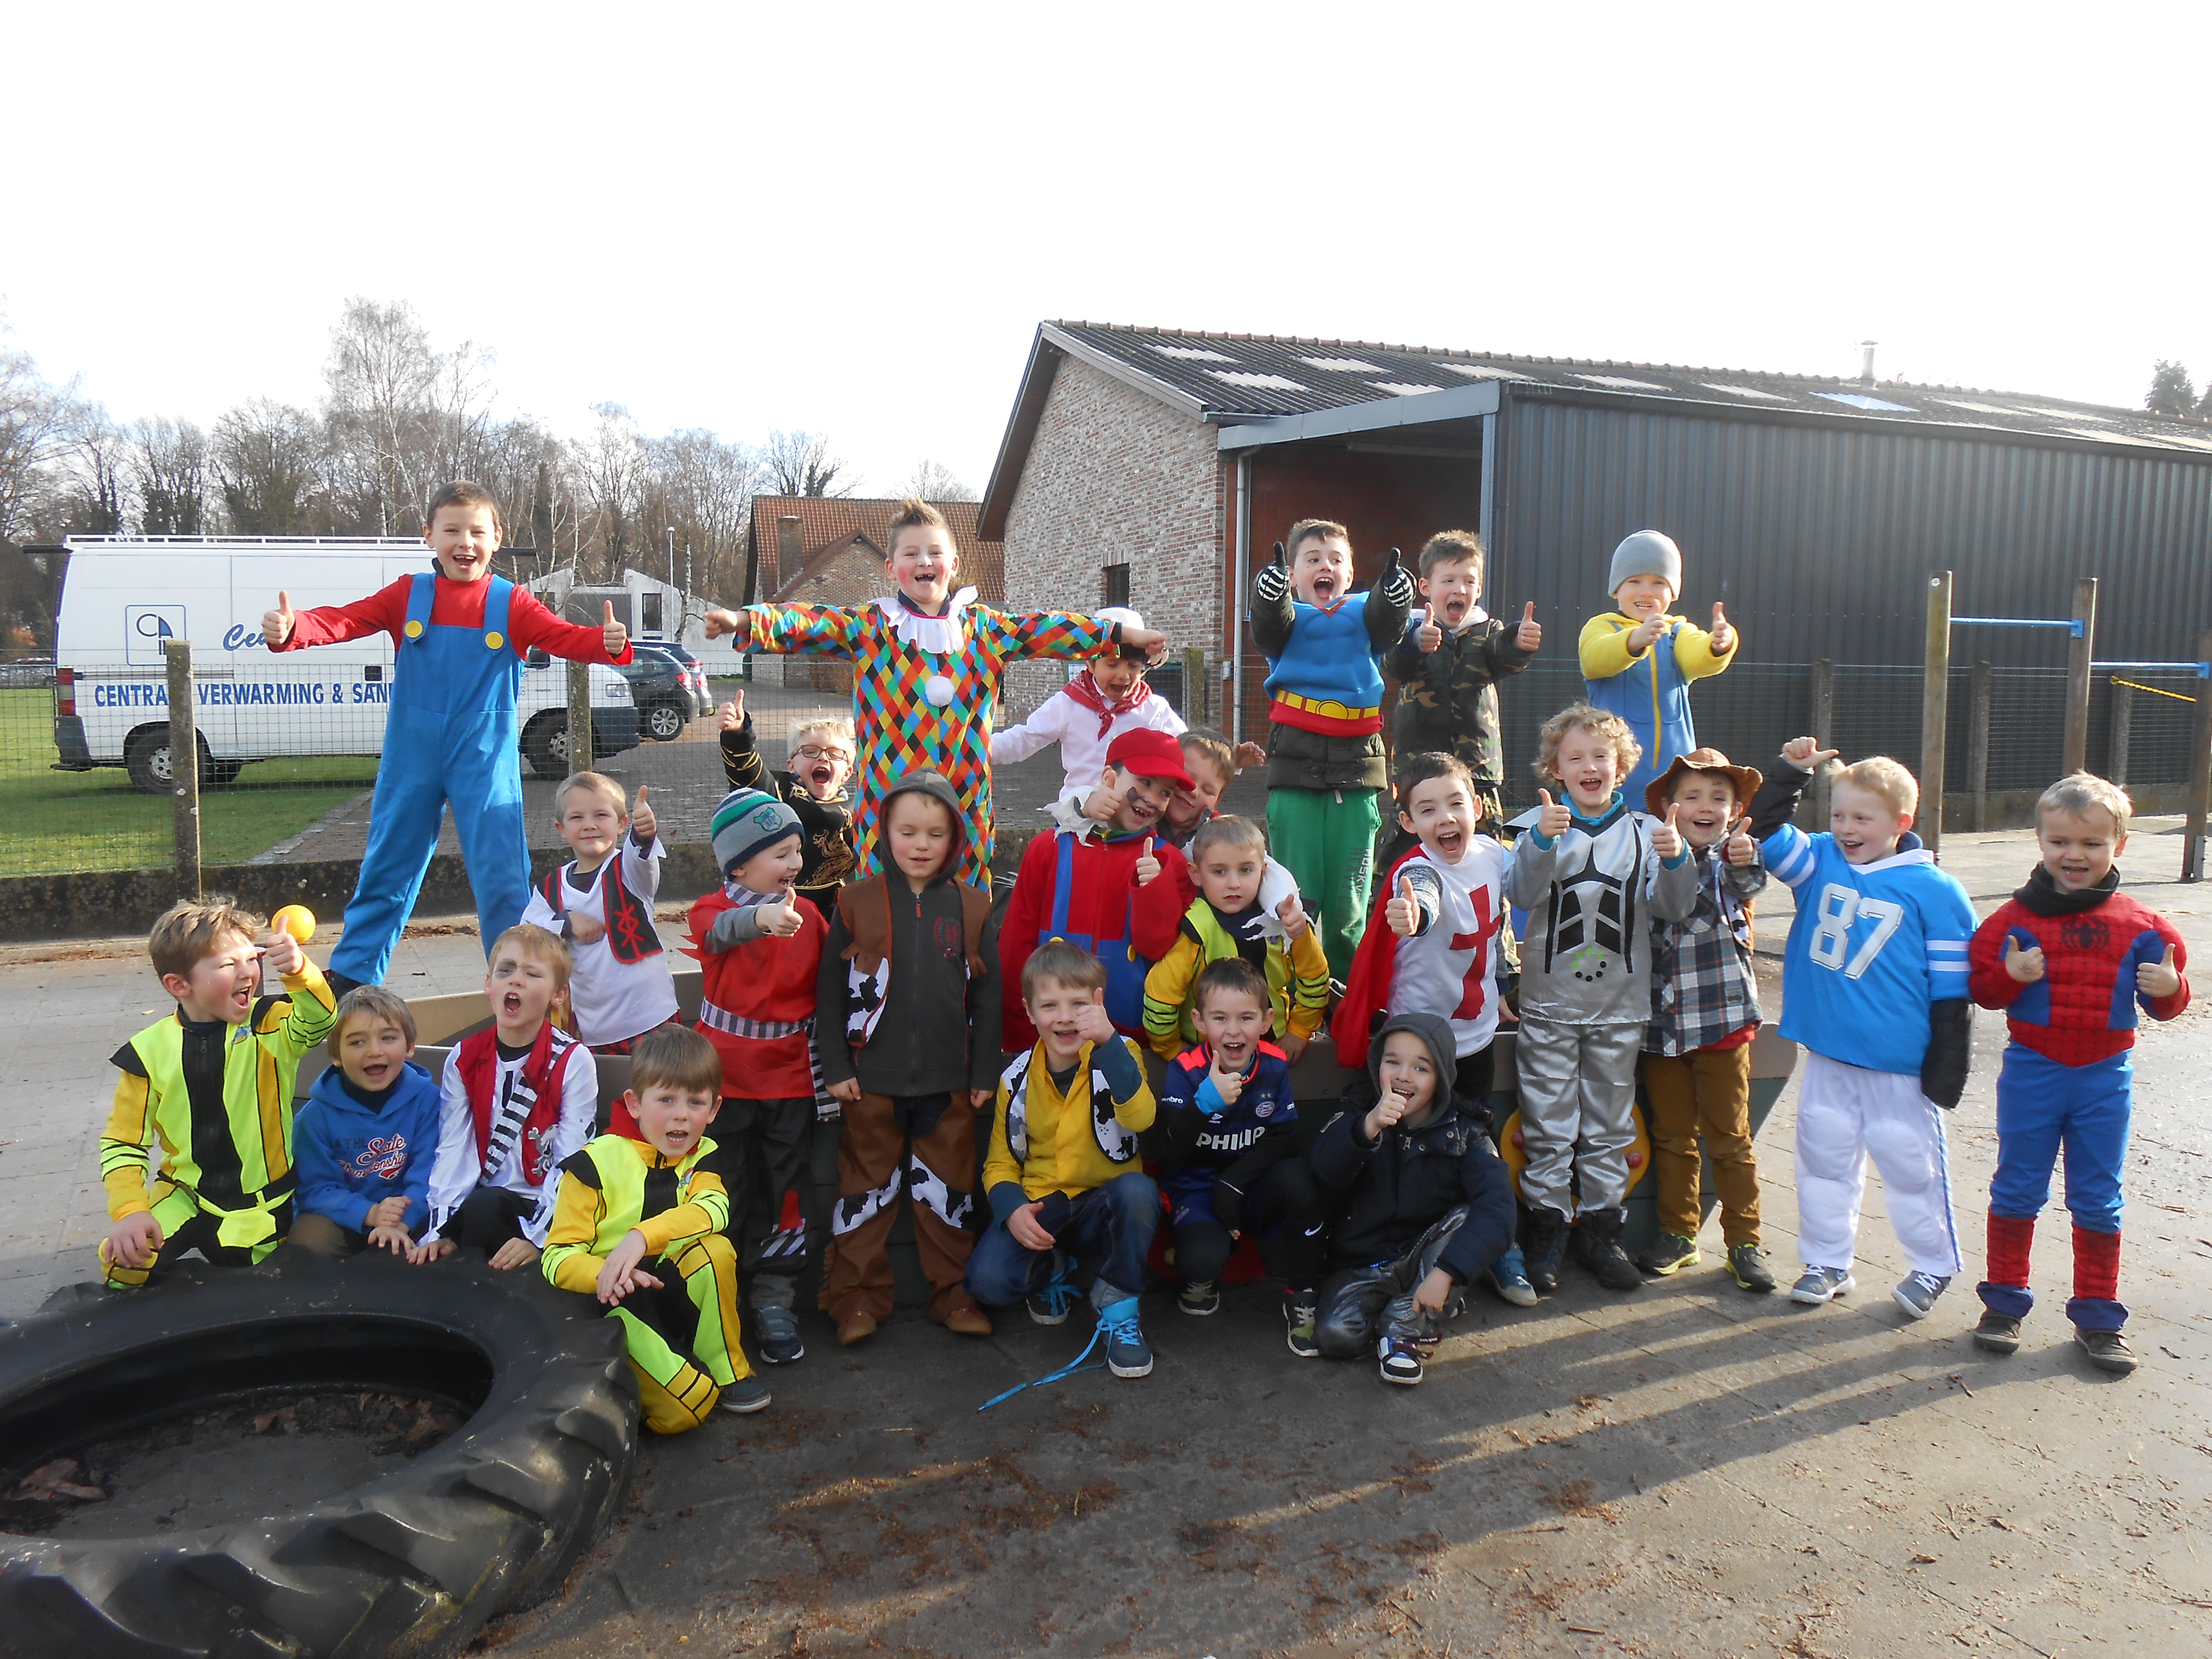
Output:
[
  {"left": 1790, "top": 1266, "right": 1856, "bottom": 1305},
  {"left": 1728, "top": 1243, "right": 1777, "bottom": 1293},
  {"left": 1892, "top": 1271, "right": 1951, "bottom": 1321}
]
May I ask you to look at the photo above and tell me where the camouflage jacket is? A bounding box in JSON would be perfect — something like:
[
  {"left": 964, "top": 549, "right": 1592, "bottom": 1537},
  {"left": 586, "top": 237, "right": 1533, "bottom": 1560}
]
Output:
[{"left": 1384, "top": 614, "right": 1536, "bottom": 787}]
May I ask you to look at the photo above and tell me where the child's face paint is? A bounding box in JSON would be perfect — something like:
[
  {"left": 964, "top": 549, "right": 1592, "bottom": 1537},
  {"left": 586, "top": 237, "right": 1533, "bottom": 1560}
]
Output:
[
  {"left": 1197, "top": 989, "right": 1271, "bottom": 1072},
  {"left": 1105, "top": 765, "right": 1173, "bottom": 834},
  {"left": 485, "top": 947, "right": 558, "bottom": 1038},
  {"left": 1550, "top": 724, "right": 1621, "bottom": 815},
  {"left": 426, "top": 504, "right": 502, "bottom": 583},
  {"left": 2037, "top": 806, "right": 2124, "bottom": 890},
  {"left": 336, "top": 1015, "right": 415, "bottom": 1093},
  {"left": 887, "top": 527, "right": 962, "bottom": 614},
  {"left": 631, "top": 1082, "right": 719, "bottom": 1159}
]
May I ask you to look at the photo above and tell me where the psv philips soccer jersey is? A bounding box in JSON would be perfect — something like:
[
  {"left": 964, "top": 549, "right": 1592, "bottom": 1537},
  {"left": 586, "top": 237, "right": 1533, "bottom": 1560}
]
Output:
[{"left": 1761, "top": 826, "right": 1975, "bottom": 1075}]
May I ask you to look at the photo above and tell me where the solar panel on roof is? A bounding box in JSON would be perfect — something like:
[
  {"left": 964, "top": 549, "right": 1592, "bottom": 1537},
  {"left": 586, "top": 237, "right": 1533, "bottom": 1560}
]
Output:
[
  {"left": 1813, "top": 392, "right": 1917, "bottom": 413},
  {"left": 1368, "top": 382, "right": 1447, "bottom": 397},
  {"left": 1150, "top": 345, "right": 1236, "bottom": 362},
  {"left": 1206, "top": 370, "right": 1307, "bottom": 392},
  {"left": 1576, "top": 373, "right": 1671, "bottom": 392},
  {"left": 1700, "top": 383, "right": 1792, "bottom": 402},
  {"left": 1297, "top": 356, "right": 1385, "bottom": 373}
]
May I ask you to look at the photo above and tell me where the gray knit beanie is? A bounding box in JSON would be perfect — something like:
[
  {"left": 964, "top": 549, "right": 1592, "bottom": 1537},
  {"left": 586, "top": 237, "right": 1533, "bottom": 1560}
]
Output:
[
  {"left": 1608, "top": 530, "right": 1682, "bottom": 598},
  {"left": 710, "top": 787, "right": 801, "bottom": 877}
]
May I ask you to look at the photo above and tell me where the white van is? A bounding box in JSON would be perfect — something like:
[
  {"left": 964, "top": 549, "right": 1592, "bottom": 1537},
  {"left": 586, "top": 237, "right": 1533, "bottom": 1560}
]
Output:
[{"left": 50, "top": 536, "right": 639, "bottom": 793}]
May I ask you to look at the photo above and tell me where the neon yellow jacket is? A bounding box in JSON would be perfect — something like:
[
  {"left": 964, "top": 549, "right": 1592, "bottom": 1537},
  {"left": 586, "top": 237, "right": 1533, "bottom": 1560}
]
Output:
[
  {"left": 541, "top": 1132, "right": 728, "bottom": 1292},
  {"left": 1578, "top": 610, "right": 1739, "bottom": 802},
  {"left": 1141, "top": 902, "right": 1330, "bottom": 1058}
]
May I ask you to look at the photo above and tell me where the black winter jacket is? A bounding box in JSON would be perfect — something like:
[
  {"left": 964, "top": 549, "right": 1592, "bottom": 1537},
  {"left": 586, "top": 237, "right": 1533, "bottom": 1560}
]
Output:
[{"left": 1309, "top": 1078, "right": 1516, "bottom": 1283}]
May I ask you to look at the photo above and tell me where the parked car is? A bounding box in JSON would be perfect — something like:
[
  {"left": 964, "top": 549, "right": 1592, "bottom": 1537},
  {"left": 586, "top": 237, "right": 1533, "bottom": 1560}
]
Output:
[{"left": 619, "top": 641, "right": 707, "bottom": 741}]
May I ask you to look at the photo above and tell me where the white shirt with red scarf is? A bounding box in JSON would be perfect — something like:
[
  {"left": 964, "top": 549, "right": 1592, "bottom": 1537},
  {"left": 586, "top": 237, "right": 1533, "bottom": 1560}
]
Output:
[
  {"left": 423, "top": 1027, "right": 598, "bottom": 1245},
  {"left": 520, "top": 832, "right": 678, "bottom": 1046},
  {"left": 990, "top": 671, "right": 1186, "bottom": 796}
]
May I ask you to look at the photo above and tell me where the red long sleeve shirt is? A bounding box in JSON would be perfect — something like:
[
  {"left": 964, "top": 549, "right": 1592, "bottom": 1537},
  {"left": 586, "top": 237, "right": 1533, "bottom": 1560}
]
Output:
[
  {"left": 1000, "top": 829, "right": 1195, "bottom": 1050},
  {"left": 269, "top": 573, "right": 633, "bottom": 666},
  {"left": 1967, "top": 890, "right": 2188, "bottom": 1066}
]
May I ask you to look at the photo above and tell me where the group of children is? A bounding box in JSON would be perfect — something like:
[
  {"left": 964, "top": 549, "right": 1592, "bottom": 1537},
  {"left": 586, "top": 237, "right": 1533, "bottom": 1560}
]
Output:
[{"left": 94, "top": 488, "right": 2187, "bottom": 1437}]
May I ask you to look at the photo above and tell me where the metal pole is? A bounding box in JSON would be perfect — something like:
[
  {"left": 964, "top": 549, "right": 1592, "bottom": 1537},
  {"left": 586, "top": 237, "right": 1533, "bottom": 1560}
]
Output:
[
  {"left": 2109, "top": 680, "right": 2132, "bottom": 788},
  {"left": 2065, "top": 577, "right": 2097, "bottom": 776},
  {"left": 165, "top": 637, "right": 200, "bottom": 897},
  {"left": 2185, "top": 627, "right": 2212, "bottom": 882},
  {"left": 1808, "top": 658, "right": 1834, "bottom": 829},
  {"left": 1183, "top": 645, "right": 1207, "bottom": 728},
  {"left": 1922, "top": 572, "right": 1952, "bottom": 857},
  {"left": 1231, "top": 453, "right": 1251, "bottom": 749},
  {"left": 567, "top": 656, "right": 593, "bottom": 778},
  {"left": 1969, "top": 661, "right": 1992, "bottom": 832}
]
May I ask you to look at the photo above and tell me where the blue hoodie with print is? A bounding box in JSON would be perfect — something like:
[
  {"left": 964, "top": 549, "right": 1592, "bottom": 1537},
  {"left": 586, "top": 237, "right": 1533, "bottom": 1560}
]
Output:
[{"left": 293, "top": 1058, "right": 443, "bottom": 1234}]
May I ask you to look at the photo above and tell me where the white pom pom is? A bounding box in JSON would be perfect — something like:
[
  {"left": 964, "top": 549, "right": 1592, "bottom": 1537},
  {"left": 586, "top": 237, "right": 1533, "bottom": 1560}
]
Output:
[{"left": 925, "top": 673, "right": 956, "bottom": 707}]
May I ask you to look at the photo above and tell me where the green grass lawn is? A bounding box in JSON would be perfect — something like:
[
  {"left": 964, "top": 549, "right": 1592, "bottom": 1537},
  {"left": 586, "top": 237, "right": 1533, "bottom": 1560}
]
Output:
[{"left": 0, "top": 688, "right": 380, "bottom": 877}]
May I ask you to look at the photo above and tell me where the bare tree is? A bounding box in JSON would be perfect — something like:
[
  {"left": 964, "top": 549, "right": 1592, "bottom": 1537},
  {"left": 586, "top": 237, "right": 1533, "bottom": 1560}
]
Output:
[
  {"left": 895, "top": 457, "right": 976, "bottom": 502},
  {"left": 0, "top": 333, "right": 80, "bottom": 546},
  {"left": 647, "top": 428, "right": 761, "bottom": 609},
  {"left": 130, "top": 418, "right": 210, "bottom": 534},
  {"left": 577, "top": 403, "right": 649, "bottom": 581},
  {"left": 324, "top": 297, "right": 439, "bottom": 532},
  {"left": 763, "top": 428, "right": 851, "bottom": 498},
  {"left": 61, "top": 409, "right": 130, "bottom": 535},
  {"left": 212, "top": 398, "right": 321, "bottom": 534}
]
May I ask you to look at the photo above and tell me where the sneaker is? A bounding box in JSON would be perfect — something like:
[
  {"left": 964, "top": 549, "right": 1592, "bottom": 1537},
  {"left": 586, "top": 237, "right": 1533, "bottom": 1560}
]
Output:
[
  {"left": 1893, "top": 1271, "right": 1951, "bottom": 1321},
  {"left": 1487, "top": 1250, "right": 1539, "bottom": 1308},
  {"left": 1636, "top": 1231, "right": 1700, "bottom": 1277},
  {"left": 1178, "top": 1279, "right": 1221, "bottom": 1317},
  {"left": 2075, "top": 1326, "right": 2139, "bottom": 1375},
  {"left": 1027, "top": 1252, "right": 1074, "bottom": 1325},
  {"left": 716, "top": 1375, "right": 772, "bottom": 1414},
  {"left": 1283, "top": 1290, "right": 1320, "bottom": 1358},
  {"left": 1574, "top": 1210, "right": 1644, "bottom": 1293},
  {"left": 1378, "top": 1337, "right": 1424, "bottom": 1385},
  {"left": 751, "top": 1289, "right": 805, "bottom": 1365},
  {"left": 1729, "top": 1243, "right": 1777, "bottom": 1293},
  {"left": 1524, "top": 1209, "right": 1570, "bottom": 1295},
  {"left": 1790, "top": 1266, "right": 1855, "bottom": 1305},
  {"left": 1972, "top": 1309, "right": 2022, "bottom": 1354},
  {"left": 1100, "top": 1300, "right": 1152, "bottom": 1379}
]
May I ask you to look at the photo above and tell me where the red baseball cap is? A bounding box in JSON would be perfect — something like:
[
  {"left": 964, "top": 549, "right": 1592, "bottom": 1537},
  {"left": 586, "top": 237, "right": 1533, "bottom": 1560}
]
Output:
[{"left": 1106, "top": 727, "right": 1195, "bottom": 790}]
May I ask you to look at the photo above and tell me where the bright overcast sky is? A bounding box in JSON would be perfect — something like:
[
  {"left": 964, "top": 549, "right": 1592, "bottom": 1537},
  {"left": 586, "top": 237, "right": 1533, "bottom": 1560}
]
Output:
[{"left": 5, "top": 3, "right": 2206, "bottom": 496}]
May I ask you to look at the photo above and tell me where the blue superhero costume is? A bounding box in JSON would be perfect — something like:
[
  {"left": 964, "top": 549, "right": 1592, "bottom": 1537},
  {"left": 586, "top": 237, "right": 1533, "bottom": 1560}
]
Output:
[{"left": 329, "top": 574, "right": 531, "bottom": 986}]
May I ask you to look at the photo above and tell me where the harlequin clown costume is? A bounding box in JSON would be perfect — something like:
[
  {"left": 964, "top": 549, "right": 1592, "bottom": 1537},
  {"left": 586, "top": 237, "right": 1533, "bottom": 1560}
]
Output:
[
  {"left": 272, "top": 569, "right": 632, "bottom": 986},
  {"left": 1967, "top": 866, "right": 2188, "bottom": 1337},
  {"left": 742, "top": 589, "right": 1114, "bottom": 889}
]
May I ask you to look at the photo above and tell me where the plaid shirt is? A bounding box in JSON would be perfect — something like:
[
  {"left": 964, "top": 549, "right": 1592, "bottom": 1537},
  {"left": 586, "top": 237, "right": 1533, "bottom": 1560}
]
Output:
[{"left": 1646, "top": 841, "right": 1766, "bottom": 1056}]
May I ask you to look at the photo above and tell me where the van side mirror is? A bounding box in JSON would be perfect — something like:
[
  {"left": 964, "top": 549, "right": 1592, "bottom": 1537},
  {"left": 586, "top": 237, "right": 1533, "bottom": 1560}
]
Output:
[{"left": 526, "top": 648, "right": 551, "bottom": 668}]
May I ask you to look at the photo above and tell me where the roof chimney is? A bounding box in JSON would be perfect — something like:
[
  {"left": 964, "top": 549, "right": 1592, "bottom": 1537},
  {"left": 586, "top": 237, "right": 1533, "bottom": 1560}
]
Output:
[
  {"left": 1858, "top": 340, "right": 1878, "bottom": 386},
  {"left": 768, "top": 514, "right": 803, "bottom": 600}
]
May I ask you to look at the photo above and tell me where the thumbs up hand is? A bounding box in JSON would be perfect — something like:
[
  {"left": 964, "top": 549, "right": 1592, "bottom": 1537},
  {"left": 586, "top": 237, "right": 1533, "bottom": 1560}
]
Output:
[
  {"left": 718, "top": 691, "right": 746, "bottom": 731},
  {"left": 1651, "top": 801, "right": 1684, "bottom": 861},
  {"left": 1709, "top": 601, "right": 1734, "bottom": 654},
  {"left": 2003, "top": 933, "right": 2047, "bottom": 985},
  {"left": 1254, "top": 541, "right": 1290, "bottom": 604},
  {"left": 262, "top": 590, "right": 296, "bottom": 647},
  {"left": 1275, "top": 892, "right": 1310, "bottom": 941},
  {"left": 629, "top": 784, "right": 656, "bottom": 844},
  {"left": 757, "top": 891, "right": 804, "bottom": 938},
  {"left": 1515, "top": 600, "right": 1542, "bottom": 652},
  {"left": 1205, "top": 1050, "right": 1247, "bottom": 1110},
  {"left": 601, "top": 600, "right": 627, "bottom": 657},
  {"left": 1416, "top": 612, "right": 1444, "bottom": 653},
  {"left": 1133, "top": 836, "right": 1161, "bottom": 887},
  {"left": 1387, "top": 873, "right": 1422, "bottom": 938},
  {"left": 1536, "top": 788, "right": 1573, "bottom": 841},
  {"left": 1378, "top": 546, "right": 1414, "bottom": 607},
  {"left": 2139, "top": 942, "right": 2183, "bottom": 999},
  {"left": 1724, "top": 812, "right": 1758, "bottom": 867},
  {"left": 1781, "top": 735, "right": 1841, "bottom": 772}
]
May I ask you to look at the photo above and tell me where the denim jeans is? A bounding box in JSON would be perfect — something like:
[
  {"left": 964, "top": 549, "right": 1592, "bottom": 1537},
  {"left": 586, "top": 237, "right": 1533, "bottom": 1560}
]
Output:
[{"left": 966, "top": 1171, "right": 1159, "bottom": 1306}]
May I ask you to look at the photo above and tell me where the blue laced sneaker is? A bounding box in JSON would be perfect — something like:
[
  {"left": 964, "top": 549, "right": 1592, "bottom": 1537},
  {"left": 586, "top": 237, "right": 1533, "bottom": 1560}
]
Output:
[
  {"left": 1099, "top": 1298, "right": 1153, "bottom": 1379},
  {"left": 1487, "top": 1248, "right": 1539, "bottom": 1308},
  {"left": 1027, "top": 1252, "right": 1076, "bottom": 1326}
]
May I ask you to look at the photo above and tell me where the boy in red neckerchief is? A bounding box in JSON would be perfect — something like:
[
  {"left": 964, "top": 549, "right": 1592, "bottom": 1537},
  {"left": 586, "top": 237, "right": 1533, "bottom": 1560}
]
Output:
[
  {"left": 1000, "top": 728, "right": 1198, "bottom": 1051},
  {"left": 416, "top": 925, "right": 598, "bottom": 1271},
  {"left": 993, "top": 607, "right": 1186, "bottom": 800},
  {"left": 687, "top": 787, "right": 825, "bottom": 1368},
  {"left": 262, "top": 480, "right": 633, "bottom": 993},
  {"left": 521, "top": 772, "right": 679, "bottom": 1054},
  {"left": 1966, "top": 773, "right": 2188, "bottom": 1376}
]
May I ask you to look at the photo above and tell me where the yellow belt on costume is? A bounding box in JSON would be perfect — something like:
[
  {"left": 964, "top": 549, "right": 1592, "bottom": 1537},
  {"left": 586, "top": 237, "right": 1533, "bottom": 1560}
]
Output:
[
  {"left": 1269, "top": 690, "right": 1384, "bottom": 736},
  {"left": 163, "top": 1177, "right": 293, "bottom": 1249}
]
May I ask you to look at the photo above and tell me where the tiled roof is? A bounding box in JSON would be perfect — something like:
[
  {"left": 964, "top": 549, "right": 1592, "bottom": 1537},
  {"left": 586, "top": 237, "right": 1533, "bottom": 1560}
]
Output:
[
  {"left": 1042, "top": 321, "right": 2212, "bottom": 451},
  {"left": 748, "top": 496, "right": 1002, "bottom": 604}
]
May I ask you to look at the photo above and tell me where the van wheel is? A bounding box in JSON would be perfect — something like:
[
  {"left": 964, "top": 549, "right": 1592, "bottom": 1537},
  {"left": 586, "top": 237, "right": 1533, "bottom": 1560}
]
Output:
[
  {"left": 522, "top": 712, "right": 569, "bottom": 779},
  {"left": 0, "top": 1250, "right": 636, "bottom": 1659},
  {"left": 644, "top": 699, "right": 686, "bottom": 742},
  {"left": 123, "top": 731, "right": 222, "bottom": 795}
]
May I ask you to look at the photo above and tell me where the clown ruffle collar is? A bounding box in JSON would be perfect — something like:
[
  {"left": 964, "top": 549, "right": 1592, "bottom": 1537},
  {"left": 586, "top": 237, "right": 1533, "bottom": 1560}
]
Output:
[{"left": 875, "top": 588, "right": 979, "bottom": 654}]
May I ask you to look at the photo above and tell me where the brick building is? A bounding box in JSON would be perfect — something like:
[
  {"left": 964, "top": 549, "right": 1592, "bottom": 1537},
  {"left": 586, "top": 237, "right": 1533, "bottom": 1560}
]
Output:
[
  {"left": 979, "top": 321, "right": 2212, "bottom": 815},
  {"left": 742, "top": 496, "right": 1003, "bottom": 691}
]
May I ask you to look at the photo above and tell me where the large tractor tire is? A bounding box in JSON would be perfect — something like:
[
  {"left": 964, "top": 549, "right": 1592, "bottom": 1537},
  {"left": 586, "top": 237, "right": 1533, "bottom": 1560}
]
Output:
[{"left": 0, "top": 1249, "right": 637, "bottom": 1658}]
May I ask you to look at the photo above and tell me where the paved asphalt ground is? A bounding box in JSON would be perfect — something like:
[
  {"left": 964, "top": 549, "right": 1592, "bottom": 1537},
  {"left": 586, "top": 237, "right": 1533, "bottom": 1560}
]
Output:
[{"left": 3, "top": 774, "right": 2210, "bottom": 1653}]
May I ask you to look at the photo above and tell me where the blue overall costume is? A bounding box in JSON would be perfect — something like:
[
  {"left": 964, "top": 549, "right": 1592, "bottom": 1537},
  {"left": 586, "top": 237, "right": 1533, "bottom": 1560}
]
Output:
[{"left": 329, "top": 575, "right": 530, "bottom": 986}]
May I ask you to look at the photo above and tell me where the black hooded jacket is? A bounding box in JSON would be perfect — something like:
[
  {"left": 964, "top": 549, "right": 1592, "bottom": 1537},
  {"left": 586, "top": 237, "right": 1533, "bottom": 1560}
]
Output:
[{"left": 1308, "top": 1010, "right": 1515, "bottom": 1282}]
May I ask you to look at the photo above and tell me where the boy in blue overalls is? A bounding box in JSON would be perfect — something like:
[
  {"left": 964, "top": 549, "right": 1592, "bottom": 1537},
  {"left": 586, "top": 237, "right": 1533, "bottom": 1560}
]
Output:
[{"left": 263, "top": 481, "right": 632, "bottom": 992}]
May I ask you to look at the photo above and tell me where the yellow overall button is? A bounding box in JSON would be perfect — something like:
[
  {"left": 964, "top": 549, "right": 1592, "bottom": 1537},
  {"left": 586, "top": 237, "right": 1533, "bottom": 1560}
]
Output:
[
  {"left": 485, "top": 631, "right": 504, "bottom": 650},
  {"left": 403, "top": 619, "right": 424, "bottom": 639}
]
